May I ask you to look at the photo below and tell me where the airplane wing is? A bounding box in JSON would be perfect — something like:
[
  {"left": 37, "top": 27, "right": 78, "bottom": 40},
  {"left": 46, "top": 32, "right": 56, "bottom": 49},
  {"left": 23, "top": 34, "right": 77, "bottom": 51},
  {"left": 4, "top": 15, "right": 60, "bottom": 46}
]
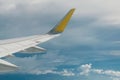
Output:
[{"left": 0, "top": 8, "right": 75, "bottom": 72}]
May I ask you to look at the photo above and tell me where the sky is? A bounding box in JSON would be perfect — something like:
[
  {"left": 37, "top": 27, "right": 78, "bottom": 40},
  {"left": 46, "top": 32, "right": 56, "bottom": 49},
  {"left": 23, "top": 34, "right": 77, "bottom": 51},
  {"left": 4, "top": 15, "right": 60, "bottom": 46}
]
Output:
[{"left": 0, "top": 0, "right": 120, "bottom": 80}]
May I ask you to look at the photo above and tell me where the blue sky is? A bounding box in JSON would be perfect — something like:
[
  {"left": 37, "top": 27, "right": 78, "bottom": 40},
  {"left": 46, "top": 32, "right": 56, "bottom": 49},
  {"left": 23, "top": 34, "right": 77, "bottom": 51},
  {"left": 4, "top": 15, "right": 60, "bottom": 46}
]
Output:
[{"left": 0, "top": 0, "right": 120, "bottom": 80}]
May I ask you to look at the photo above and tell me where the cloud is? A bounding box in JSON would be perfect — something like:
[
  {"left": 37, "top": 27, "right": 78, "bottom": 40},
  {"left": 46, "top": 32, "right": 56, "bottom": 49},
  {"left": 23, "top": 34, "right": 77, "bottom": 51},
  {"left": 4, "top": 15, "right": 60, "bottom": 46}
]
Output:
[
  {"left": 61, "top": 69, "right": 75, "bottom": 76},
  {"left": 1, "top": 0, "right": 120, "bottom": 46},
  {"left": 79, "top": 64, "right": 120, "bottom": 80},
  {"left": 4, "top": 62, "right": 120, "bottom": 79},
  {"left": 5, "top": 50, "right": 78, "bottom": 76},
  {"left": 30, "top": 69, "right": 75, "bottom": 76},
  {"left": 1, "top": 1, "right": 120, "bottom": 80},
  {"left": 92, "top": 69, "right": 120, "bottom": 80},
  {"left": 1, "top": 0, "right": 120, "bottom": 22},
  {"left": 79, "top": 64, "right": 92, "bottom": 76},
  {"left": 92, "top": 69, "right": 120, "bottom": 77}
]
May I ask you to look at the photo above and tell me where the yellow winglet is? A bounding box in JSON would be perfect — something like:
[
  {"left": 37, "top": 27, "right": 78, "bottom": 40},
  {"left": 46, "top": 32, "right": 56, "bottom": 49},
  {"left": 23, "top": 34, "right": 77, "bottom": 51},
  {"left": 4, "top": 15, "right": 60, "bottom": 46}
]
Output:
[{"left": 48, "top": 8, "right": 75, "bottom": 34}]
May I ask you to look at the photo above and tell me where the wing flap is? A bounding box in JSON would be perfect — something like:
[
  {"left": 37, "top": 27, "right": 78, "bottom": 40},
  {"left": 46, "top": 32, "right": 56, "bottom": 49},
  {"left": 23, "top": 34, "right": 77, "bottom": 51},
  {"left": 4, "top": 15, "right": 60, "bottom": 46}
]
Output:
[
  {"left": 21, "top": 46, "right": 46, "bottom": 53},
  {"left": 0, "top": 59, "right": 18, "bottom": 72}
]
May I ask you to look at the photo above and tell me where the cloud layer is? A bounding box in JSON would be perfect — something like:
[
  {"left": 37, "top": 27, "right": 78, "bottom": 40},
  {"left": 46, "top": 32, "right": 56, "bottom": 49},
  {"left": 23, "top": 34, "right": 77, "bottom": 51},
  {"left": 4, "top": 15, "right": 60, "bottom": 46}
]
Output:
[
  {"left": 1, "top": 0, "right": 120, "bottom": 80},
  {"left": 80, "top": 64, "right": 120, "bottom": 80}
]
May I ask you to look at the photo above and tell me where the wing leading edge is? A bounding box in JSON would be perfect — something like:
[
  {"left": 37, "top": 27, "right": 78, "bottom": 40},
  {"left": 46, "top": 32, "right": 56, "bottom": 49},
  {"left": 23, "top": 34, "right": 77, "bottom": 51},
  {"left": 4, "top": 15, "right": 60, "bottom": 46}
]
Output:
[{"left": 0, "top": 8, "right": 75, "bottom": 72}]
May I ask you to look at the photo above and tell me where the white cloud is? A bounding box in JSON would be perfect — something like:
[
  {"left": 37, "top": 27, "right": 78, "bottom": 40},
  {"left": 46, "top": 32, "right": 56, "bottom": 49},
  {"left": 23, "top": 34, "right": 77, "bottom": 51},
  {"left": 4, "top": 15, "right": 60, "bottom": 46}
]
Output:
[
  {"left": 61, "top": 69, "right": 75, "bottom": 76},
  {"left": 92, "top": 69, "right": 104, "bottom": 74},
  {"left": 79, "top": 64, "right": 92, "bottom": 76},
  {"left": 79, "top": 64, "right": 120, "bottom": 80},
  {"left": 30, "top": 69, "right": 75, "bottom": 76},
  {"left": 92, "top": 69, "right": 120, "bottom": 77}
]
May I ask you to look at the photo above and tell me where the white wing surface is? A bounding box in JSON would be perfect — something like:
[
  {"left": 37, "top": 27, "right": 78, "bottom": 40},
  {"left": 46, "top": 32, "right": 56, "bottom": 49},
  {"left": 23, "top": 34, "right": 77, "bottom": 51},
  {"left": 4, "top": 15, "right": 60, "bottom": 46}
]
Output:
[{"left": 0, "top": 8, "right": 75, "bottom": 72}]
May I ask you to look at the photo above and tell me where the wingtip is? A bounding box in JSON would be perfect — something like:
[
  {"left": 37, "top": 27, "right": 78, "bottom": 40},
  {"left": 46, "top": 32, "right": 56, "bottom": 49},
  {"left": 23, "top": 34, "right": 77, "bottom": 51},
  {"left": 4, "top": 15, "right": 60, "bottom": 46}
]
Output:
[
  {"left": 69, "top": 8, "right": 75, "bottom": 14},
  {"left": 48, "top": 8, "right": 75, "bottom": 34},
  {"left": 71, "top": 8, "right": 76, "bottom": 11}
]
